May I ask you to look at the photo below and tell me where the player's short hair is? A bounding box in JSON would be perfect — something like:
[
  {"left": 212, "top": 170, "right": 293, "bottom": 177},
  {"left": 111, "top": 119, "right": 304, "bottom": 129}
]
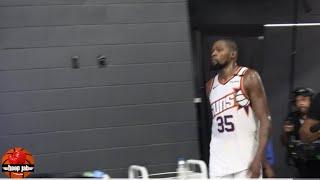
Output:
[{"left": 218, "top": 39, "right": 238, "bottom": 53}]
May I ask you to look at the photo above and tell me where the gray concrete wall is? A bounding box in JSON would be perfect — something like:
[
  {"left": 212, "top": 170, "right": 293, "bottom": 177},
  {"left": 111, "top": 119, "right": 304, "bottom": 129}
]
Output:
[
  {"left": 295, "top": 0, "right": 320, "bottom": 91},
  {"left": 0, "top": 0, "right": 199, "bottom": 177}
]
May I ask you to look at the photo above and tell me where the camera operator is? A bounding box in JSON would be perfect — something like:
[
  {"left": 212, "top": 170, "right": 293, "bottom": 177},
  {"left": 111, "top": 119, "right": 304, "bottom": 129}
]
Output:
[
  {"left": 299, "top": 92, "right": 320, "bottom": 177},
  {"left": 281, "top": 87, "right": 315, "bottom": 177},
  {"left": 281, "top": 88, "right": 313, "bottom": 145}
]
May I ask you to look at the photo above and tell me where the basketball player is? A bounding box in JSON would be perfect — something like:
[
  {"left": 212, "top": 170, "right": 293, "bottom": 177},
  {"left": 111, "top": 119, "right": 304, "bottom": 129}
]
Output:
[{"left": 206, "top": 39, "right": 271, "bottom": 178}]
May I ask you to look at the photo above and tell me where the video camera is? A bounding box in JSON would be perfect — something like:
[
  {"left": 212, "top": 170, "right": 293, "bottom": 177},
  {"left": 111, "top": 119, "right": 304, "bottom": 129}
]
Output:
[
  {"left": 287, "top": 140, "right": 320, "bottom": 162},
  {"left": 287, "top": 123, "right": 320, "bottom": 164}
]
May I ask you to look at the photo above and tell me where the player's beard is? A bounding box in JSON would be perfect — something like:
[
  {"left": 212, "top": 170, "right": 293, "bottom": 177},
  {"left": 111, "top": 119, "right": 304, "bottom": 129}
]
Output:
[{"left": 211, "top": 59, "right": 227, "bottom": 71}]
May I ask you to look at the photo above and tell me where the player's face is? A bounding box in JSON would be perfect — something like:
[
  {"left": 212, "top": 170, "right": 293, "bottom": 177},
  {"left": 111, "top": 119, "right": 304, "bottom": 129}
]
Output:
[
  {"left": 295, "top": 95, "right": 311, "bottom": 113},
  {"left": 211, "top": 41, "right": 234, "bottom": 67}
]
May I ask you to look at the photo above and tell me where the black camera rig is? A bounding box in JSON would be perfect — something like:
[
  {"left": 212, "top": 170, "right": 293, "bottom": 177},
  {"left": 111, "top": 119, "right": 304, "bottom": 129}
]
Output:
[{"left": 287, "top": 140, "right": 320, "bottom": 163}]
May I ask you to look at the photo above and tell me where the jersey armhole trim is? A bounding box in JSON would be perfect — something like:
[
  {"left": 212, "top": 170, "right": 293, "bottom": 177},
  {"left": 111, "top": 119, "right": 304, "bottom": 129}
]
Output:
[{"left": 240, "top": 69, "right": 250, "bottom": 99}]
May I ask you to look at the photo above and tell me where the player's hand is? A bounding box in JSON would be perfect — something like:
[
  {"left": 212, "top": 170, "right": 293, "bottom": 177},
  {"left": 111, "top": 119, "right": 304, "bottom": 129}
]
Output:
[
  {"left": 263, "top": 164, "right": 275, "bottom": 178},
  {"left": 247, "top": 158, "right": 261, "bottom": 178}
]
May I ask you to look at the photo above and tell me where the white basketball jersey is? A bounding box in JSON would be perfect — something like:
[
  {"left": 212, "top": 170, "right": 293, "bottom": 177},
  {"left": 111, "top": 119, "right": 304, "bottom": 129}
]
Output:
[{"left": 209, "top": 66, "right": 259, "bottom": 177}]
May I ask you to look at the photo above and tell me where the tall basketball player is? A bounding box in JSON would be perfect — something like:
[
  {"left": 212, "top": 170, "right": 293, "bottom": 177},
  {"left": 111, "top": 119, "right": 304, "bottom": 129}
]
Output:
[{"left": 206, "top": 39, "right": 271, "bottom": 178}]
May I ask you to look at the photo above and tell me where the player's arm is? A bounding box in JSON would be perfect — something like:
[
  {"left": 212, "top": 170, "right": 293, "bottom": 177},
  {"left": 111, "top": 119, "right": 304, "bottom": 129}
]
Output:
[
  {"left": 244, "top": 69, "right": 271, "bottom": 177},
  {"left": 262, "top": 157, "right": 275, "bottom": 178},
  {"left": 300, "top": 93, "right": 320, "bottom": 143},
  {"left": 244, "top": 69, "right": 271, "bottom": 160}
]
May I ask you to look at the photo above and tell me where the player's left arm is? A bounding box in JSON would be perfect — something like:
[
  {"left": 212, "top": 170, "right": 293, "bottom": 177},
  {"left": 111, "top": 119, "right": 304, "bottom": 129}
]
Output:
[{"left": 244, "top": 69, "right": 271, "bottom": 177}]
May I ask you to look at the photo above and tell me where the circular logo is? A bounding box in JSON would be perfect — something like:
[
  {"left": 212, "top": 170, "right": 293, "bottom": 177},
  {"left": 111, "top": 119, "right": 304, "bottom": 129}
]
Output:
[
  {"left": 2, "top": 147, "right": 35, "bottom": 178},
  {"left": 235, "top": 90, "right": 250, "bottom": 107}
]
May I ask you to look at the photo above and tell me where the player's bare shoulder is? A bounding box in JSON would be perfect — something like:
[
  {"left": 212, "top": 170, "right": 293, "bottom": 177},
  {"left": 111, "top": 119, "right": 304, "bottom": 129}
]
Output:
[
  {"left": 242, "top": 68, "right": 267, "bottom": 105},
  {"left": 243, "top": 68, "right": 263, "bottom": 91},
  {"left": 243, "top": 68, "right": 260, "bottom": 81}
]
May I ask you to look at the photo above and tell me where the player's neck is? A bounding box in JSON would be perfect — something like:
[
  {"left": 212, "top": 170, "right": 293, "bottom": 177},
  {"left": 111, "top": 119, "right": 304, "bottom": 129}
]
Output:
[{"left": 218, "top": 62, "right": 238, "bottom": 81}]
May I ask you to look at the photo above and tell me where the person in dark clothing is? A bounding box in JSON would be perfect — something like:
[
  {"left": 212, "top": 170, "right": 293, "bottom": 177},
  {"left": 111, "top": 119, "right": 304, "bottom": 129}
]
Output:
[
  {"left": 300, "top": 92, "right": 320, "bottom": 142},
  {"left": 299, "top": 92, "right": 320, "bottom": 178},
  {"left": 282, "top": 87, "right": 313, "bottom": 145},
  {"left": 281, "top": 87, "right": 319, "bottom": 177}
]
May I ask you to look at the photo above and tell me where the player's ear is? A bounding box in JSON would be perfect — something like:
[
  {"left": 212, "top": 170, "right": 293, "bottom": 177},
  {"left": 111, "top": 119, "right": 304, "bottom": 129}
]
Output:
[{"left": 231, "top": 51, "right": 236, "bottom": 58}]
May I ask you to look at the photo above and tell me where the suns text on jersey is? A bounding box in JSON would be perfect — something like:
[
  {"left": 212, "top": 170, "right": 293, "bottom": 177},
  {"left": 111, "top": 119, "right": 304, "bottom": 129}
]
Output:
[{"left": 211, "top": 92, "right": 236, "bottom": 116}]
